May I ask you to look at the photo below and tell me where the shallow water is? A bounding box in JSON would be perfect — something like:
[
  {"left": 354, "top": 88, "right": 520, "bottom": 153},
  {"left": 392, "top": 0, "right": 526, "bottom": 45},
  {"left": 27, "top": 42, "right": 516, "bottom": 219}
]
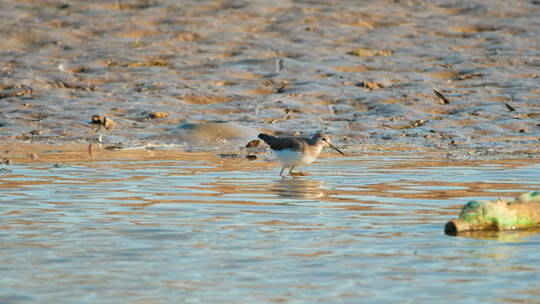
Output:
[{"left": 1, "top": 149, "right": 540, "bottom": 303}]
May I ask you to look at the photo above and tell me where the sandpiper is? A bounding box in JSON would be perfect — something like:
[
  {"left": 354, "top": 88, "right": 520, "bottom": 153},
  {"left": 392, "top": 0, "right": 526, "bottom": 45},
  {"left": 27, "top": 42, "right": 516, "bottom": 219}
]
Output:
[{"left": 258, "top": 132, "right": 344, "bottom": 176}]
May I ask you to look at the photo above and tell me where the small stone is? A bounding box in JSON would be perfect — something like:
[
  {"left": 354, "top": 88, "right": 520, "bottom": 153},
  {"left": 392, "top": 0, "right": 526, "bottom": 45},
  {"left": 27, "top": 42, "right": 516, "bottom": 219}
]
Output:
[
  {"left": 245, "top": 139, "right": 261, "bottom": 149},
  {"left": 347, "top": 48, "right": 392, "bottom": 57},
  {"left": 275, "top": 86, "right": 286, "bottom": 94},
  {"left": 358, "top": 81, "right": 383, "bottom": 90},
  {"left": 505, "top": 103, "right": 517, "bottom": 112},
  {"left": 433, "top": 89, "right": 450, "bottom": 104},
  {"left": 103, "top": 117, "right": 116, "bottom": 130},
  {"left": 91, "top": 115, "right": 116, "bottom": 129},
  {"left": 88, "top": 142, "right": 93, "bottom": 157},
  {"left": 218, "top": 153, "right": 241, "bottom": 159},
  {"left": 148, "top": 112, "right": 169, "bottom": 119},
  {"left": 105, "top": 144, "right": 124, "bottom": 150},
  {"left": 91, "top": 115, "right": 104, "bottom": 124},
  {"left": 29, "top": 129, "right": 44, "bottom": 135},
  {"left": 213, "top": 80, "right": 234, "bottom": 86}
]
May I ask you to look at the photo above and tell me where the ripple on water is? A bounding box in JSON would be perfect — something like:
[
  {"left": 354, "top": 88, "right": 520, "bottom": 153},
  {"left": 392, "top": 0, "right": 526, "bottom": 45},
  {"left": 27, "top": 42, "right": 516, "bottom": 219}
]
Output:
[{"left": 1, "top": 151, "right": 539, "bottom": 303}]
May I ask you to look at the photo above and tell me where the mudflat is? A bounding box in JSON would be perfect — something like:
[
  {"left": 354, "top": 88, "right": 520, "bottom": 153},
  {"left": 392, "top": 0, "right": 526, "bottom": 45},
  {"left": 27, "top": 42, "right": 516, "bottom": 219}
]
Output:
[{"left": 0, "top": 0, "right": 538, "bottom": 157}]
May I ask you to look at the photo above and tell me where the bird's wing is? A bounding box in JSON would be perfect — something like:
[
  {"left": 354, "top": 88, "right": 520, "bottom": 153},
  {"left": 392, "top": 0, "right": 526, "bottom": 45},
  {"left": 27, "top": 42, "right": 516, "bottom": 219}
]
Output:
[{"left": 258, "top": 133, "right": 305, "bottom": 151}]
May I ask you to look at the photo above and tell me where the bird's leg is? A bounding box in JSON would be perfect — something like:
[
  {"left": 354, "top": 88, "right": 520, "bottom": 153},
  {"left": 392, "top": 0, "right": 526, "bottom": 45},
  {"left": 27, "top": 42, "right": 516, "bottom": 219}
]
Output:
[
  {"left": 279, "top": 166, "right": 287, "bottom": 176},
  {"left": 289, "top": 166, "right": 308, "bottom": 176}
]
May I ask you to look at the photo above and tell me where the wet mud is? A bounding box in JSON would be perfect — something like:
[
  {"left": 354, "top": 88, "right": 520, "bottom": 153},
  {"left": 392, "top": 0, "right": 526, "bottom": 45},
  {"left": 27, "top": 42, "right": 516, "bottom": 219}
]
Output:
[{"left": 0, "top": 0, "right": 538, "bottom": 156}]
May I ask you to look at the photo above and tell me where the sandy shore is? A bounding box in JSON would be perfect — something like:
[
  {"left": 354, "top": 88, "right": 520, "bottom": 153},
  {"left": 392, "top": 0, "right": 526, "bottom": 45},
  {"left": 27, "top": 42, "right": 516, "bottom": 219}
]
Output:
[{"left": 0, "top": 0, "right": 538, "bottom": 157}]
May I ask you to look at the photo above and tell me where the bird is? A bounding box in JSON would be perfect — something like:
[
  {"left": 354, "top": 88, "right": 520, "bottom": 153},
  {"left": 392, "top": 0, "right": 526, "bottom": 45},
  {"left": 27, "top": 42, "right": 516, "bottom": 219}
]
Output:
[{"left": 258, "top": 132, "right": 344, "bottom": 176}]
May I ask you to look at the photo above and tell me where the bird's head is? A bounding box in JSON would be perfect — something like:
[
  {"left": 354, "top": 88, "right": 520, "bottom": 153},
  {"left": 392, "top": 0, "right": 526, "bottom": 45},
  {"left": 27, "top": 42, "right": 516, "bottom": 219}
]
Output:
[{"left": 313, "top": 133, "right": 344, "bottom": 155}]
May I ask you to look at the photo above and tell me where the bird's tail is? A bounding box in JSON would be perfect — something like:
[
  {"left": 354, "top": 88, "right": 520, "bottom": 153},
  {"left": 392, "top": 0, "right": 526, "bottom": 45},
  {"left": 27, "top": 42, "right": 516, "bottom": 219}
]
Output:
[{"left": 258, "top": 133, "right": 274, "bottom": 144}]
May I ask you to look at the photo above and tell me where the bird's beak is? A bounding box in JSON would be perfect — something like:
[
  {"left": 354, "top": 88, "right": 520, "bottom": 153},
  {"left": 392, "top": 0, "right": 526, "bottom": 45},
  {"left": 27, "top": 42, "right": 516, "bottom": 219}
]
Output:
[{"left": 328, "top": 143, "right": 345, "bottom": 155}]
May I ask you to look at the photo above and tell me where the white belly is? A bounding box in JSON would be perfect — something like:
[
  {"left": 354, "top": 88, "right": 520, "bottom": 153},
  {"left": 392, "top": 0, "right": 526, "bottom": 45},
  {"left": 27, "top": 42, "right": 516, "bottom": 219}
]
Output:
[{"left": 273, "top": 148, "right": 321, "bottom": 167}]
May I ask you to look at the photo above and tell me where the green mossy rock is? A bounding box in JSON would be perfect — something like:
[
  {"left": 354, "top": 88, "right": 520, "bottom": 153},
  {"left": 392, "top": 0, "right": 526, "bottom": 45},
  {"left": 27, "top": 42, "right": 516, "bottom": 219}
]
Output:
[{"left": 445, "top": 192, "right": 540, "bottom": 234}]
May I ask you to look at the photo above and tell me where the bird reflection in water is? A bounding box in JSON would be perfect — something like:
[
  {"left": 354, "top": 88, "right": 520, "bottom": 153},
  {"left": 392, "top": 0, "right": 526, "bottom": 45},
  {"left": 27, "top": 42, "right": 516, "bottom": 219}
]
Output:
[{"left": 270, "top": 178, "right": 325, "bottom": 199}]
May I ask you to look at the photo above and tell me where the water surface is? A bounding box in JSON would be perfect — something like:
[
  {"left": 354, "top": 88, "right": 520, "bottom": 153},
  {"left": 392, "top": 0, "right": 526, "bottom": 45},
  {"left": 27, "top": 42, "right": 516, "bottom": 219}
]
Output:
[{"left": 1, "top": 149, "right": 539, "bottom": 303}]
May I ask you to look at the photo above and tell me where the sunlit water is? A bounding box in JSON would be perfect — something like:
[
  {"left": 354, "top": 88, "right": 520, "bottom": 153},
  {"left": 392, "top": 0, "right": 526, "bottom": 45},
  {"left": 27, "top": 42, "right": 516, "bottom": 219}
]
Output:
[{"left": 1, "top": 152, "right": 540, "bottom": 303}]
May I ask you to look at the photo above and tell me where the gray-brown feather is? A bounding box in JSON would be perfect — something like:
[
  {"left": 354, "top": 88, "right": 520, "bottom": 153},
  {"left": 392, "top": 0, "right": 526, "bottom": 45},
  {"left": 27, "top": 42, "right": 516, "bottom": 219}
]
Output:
[{"left": 258, "top": 133, "right": 308, "bottom": 151}]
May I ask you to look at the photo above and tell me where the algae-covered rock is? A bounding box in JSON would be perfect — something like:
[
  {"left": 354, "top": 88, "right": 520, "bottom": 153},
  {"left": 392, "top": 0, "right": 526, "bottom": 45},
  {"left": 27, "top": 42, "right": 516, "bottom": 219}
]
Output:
[
  {"left": 445, "top": 192, "right": 540, "bottom": 235},
  {"left": 152, "top": 122, "right": 258, "bottom": 144},
  {"left": 176, "top": 122, "right": 257, "bottom": 140}
]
